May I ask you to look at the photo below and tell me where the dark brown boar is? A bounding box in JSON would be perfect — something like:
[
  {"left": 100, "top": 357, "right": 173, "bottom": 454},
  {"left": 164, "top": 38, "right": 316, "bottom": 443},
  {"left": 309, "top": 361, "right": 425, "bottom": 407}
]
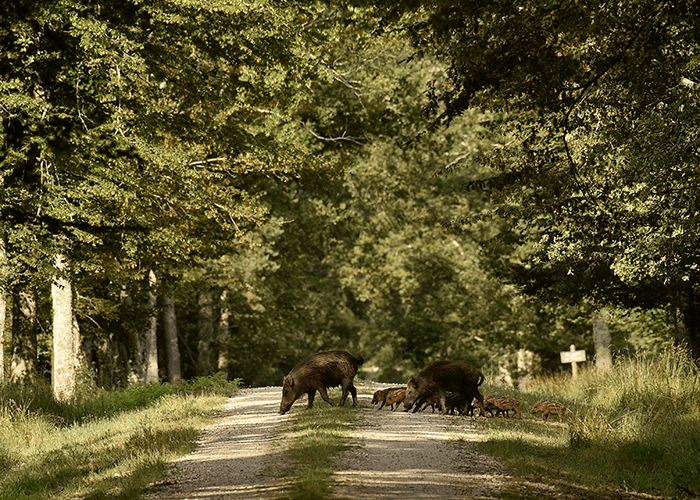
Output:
[
  {"left": 445, "top": 392, "right": 469, "bottom": 415},
  {"left": 531, "top": 400, "right": 567, "bottom": 420},
  {"left": 385, "top": 387, "right": 406, "bottom": 411},
  {"left": 279, "top": 351, "right": 364, "bottom": 414},
  {"left": 403, "top": 360, "right": 486, "bottom": 416}
]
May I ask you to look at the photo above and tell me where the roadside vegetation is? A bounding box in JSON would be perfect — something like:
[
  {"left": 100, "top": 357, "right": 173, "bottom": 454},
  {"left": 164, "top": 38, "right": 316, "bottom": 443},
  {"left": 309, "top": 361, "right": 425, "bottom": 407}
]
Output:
[
  {"left": 475, "top": 347, "right": 700, "bottom": 499},
  {"left": 0, "top": 375, "right": 240, "bottom": 500},
  {"left": 275, "top": 389, "right": 361, "bottom": 500}
]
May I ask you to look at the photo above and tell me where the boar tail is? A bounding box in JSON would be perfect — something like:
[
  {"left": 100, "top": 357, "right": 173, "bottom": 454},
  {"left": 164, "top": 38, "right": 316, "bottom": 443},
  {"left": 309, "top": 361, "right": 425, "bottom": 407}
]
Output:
[{"left": 477, "top": 371, "right": 485, "bottom": 387}]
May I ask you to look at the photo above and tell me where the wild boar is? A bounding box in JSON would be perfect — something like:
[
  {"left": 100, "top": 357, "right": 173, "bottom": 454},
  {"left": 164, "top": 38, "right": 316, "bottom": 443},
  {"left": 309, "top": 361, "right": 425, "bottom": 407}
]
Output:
[
  {"left": 403, "top": 360, "right": 486, "bottom": 416},
  {"left": 484, "top": 396, "right": 522, "bottom": 418},
  {"left": 279, "top": 351, "right": 364, "bottom": 414},
  {"left": 531, "top": 400, "right": 567, "bottom": 421},
  {"left": 445, "top": 392, "right": 469, "bottom": 415},
  {"left": 385, "top": 387, "right": 406, "bottom": 411},
  {"left": 372, "top": 388, "right": 391, "bottom": 409}
]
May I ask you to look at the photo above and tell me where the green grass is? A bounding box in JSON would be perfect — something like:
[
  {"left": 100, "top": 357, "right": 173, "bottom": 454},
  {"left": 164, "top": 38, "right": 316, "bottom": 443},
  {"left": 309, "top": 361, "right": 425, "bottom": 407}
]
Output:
[
  {"left": 0, "top": 376, "right": 240, "bottom": 500},
  {"left": 275, "top": 390, "right": 362, "bottom": 500},
  {"left": 474, "top": 346, "right": 700, "bottom": 499}
]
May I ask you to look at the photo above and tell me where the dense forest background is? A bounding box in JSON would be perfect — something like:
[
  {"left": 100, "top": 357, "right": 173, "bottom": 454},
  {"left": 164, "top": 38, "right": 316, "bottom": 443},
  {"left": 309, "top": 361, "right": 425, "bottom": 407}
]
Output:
[{"left": 2, "top": 0, "right": 697, "bottom": 397}]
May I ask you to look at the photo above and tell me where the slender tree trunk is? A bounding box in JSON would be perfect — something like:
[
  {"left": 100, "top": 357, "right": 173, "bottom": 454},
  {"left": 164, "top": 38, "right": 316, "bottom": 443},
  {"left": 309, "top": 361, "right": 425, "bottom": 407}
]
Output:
[
  {"left": 675, "top": 287, "right": 700, "bottom": 361},
  {"left": 144, "top": 270, "right": 159, "bottom": 383},
  {"left": 121, "top": 286, "right": 143, "bottom": 385},
  {"left": 162, "top": 296, "right": 181, "bottom": 386},
  {"left": 217, "top": 290, "right": 230, "bottom": 375},
  {"left": 197, "top": 292, "right": 216, "bottom": 376},
  {"left": 52, "top": 254, "right": 76, "bottom": 401},
  {"left": 516, "top": 348, "right": 534, "bottom": 392},
  {"left": 10, "top": 289, "right": 38, "bottom": 383},
  {"left": 0, "top": 288, "right": 5, "bottom": 384},
  {"left": 0, "top": 233, "right": 6, "bottom": 383},
  {"left": 592, "top": 310, "right": 612, "bottom": 370}
]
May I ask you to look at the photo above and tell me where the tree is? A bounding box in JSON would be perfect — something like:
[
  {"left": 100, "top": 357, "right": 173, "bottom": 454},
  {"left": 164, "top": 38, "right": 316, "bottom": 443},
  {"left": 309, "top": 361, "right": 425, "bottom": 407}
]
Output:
[
  {"left": 1, "top": 0, "right": 343, "bottom": 390},
  {"left": 377, "top": 0, "right": 700, "bottom": 359},
  {"left": 52, "top": 254, "right": 75, "bottom": 401}
]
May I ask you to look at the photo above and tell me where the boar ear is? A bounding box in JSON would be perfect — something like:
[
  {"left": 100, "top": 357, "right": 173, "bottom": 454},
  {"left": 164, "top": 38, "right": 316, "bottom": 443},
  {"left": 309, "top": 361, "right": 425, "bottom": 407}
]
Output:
[{"left": 284, "top": 375, "right": 294, "bottom": 387}]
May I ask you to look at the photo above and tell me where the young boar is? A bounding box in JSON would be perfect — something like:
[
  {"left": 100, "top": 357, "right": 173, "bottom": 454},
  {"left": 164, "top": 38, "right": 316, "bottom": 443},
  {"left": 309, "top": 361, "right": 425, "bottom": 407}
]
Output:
[
  {"left": 372, "top": 387, "right": 404, "bottom": 410},
  {"left": 403, "top": 360, "right": 486, "bottom": 416},
  {"left": 372, "top": 388, "right": 391, "bottom": 409},
  {"left": 531, "top": 401, "right": 567, "bottom": 421},
  {"left": 385, "top": 387, "right": 406, "bottom": 411},
  {"left": 484, "top": 396, "right": 522, "bottom": 418},
  {"left": 279, "top": 351, "right": 364, "bottom": 415}
]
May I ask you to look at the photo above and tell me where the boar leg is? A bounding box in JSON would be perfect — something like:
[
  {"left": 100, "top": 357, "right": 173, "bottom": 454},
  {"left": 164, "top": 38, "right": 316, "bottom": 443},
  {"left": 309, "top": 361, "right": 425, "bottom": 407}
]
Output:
[
  {"left": 349, "top": 383, "right": 358, "bottom": 406},
  {"left": 473, "top": 392, "right": 486, "bottom": 417},
  {"left": 307, "top": 390, "right": 316, "bottom": 408},
  {"left": 339, "top": 381, "right": 358, "bottom": 406},
  {"left": 438, "top": 393, "right": 448, "bottom": 414},
  {"left": 317, "top": 387, "right": 335, "bottom": 406}
]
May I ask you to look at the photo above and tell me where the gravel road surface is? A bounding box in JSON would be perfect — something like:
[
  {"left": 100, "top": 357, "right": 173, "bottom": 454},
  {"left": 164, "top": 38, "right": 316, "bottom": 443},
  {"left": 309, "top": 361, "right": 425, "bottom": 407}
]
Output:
[{"left": 147, "top": 384, "right": 511, "bottom": 499}]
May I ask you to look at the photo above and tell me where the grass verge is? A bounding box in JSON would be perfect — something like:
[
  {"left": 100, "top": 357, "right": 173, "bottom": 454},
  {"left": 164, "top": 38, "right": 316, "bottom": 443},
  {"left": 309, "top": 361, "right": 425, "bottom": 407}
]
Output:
[
  {"left": 275, "top": 391, "right": 361, "bottom": 500},
  {"left": 0, "top": 375, "right": 240, "bottom": 500},
  {"left": 474, "top": 347, "right": 700, "bottom": 499}
]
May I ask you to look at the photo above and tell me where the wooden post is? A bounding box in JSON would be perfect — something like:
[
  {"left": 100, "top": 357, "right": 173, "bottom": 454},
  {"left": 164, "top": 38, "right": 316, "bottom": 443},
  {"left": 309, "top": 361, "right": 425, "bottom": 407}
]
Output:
[
  {"left": 560, "top": 344, "right": 586, "bottom": 379},
  {"left": 569, "top": 344, "right": 578, "bottom": 378}
]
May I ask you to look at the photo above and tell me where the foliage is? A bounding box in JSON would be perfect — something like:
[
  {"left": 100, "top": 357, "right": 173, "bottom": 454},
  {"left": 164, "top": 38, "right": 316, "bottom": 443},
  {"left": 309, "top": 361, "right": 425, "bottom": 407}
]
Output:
[
  {"left": 374, "top": 0, "right": 700, "bottom": 358},
  {"left": 2, "top": 0, "right": 688, "bottom": 393}
]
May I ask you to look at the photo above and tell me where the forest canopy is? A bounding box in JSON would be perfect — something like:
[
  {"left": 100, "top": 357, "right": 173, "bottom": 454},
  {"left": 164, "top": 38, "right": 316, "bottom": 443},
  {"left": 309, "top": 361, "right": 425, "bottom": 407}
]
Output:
[{"left": 1, "top": 0, "right": 695, "bottom": 395}]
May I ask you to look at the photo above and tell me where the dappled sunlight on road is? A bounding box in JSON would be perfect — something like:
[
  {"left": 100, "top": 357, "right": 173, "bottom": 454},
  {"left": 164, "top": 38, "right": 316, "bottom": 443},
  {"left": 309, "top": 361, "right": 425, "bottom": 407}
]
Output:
[
  {"left": 148, "top": 386, "right": 288, "bottom": 500},
  {"left": 331, "top": 388, "right": 508, "bottom": 500}
]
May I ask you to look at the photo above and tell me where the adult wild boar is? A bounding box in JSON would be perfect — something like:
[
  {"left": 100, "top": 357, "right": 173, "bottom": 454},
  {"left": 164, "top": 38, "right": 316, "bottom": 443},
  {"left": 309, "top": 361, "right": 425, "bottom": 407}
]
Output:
[
  {"left": 403, "top": 360, "right": 486, "bottom": 416},
  {"left": 279, "top": 351, "right": 364, "bottom": 414}
]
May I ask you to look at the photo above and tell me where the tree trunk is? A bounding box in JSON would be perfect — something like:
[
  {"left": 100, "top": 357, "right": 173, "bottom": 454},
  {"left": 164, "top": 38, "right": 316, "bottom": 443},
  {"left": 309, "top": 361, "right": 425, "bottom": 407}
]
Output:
[
  {"left": 10, "top": 289, "right": 38, "bottom": 383},
  {"left": 197, "top": 292, "right": 216, "bottom": 376},
  {"left": 516, "top": 348, "right": 534, "bottom": 392},
  {"left": 162, "top": 296, "right": 181, "bottom": 386},
  {"left": 592, "top": 310, "right": 613, "bottom": 370},
  {"left": 52, "top": 254, "right": 76, "bottom": 401},
  {"left": 0, "top": 233, "right": 6, "bottom": 383},
  {"left": 121, "top": 287, "right": 143, "bottom": 385},
  {"left": 675, "top": 287, "right": 700, "bottom": 361},
  {"left": 217, "top": 290, "right": 230, "bottom": 374},
  {"left": 143, "top": 270, "right": 159, "bottom": 384},
  {"left": 0, "top": 288, "right": 5, "bottom": 383}
]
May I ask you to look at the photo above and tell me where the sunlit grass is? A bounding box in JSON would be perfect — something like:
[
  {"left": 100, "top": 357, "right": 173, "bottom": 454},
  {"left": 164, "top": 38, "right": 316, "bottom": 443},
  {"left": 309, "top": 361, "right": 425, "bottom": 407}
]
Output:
[
  {"left": 0, "top": 377, "right": 240, "bottom": 500},
  {"left": 475, "top": 346, "right": 700, "bottom": 498}
]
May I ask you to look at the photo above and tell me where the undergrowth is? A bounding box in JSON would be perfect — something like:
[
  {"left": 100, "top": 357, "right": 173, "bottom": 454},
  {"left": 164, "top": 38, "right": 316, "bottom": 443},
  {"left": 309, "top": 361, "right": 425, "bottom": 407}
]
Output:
[
  {"left": 476, "top": 346, "right": 700, "bottom": 499},
  {"left": 0, "top": 375, "right": 240, "bottom": 499}
]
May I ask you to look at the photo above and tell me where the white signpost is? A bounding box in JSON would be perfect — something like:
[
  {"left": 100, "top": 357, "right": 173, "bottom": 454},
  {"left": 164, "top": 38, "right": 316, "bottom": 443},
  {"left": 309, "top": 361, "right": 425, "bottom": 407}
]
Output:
[{"left": 560, "top": 344, "right": 586, "bottom": 378}]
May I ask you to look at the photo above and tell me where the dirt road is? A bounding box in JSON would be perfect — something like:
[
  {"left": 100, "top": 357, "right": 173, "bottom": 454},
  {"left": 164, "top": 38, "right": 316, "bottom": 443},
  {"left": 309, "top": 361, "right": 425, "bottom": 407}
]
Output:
[{"left": 148, "top": 384, "right": 511, "bottom": 499}]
